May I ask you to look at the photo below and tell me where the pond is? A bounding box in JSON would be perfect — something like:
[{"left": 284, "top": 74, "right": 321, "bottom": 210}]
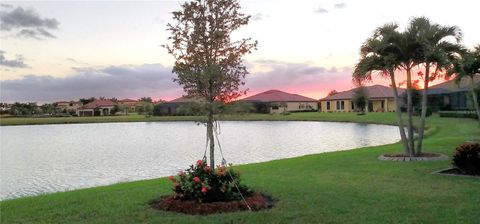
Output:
[{"left": 0, "top": 121, "right": 399, "bottom": 200}]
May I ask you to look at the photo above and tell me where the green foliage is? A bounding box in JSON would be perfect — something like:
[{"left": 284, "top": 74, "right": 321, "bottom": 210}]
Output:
[
  {"left": 144, "top": 103, "right": 153, "bottom": 117},
  {"left": 165, "top": 0, "right": 257, "bottom": 103},
  {"left": 110, "top": 105, "right": 120, "bottom": 115},
  {"left": 452, "top": 143, "right": 480, "bottom": 175},
  {"left": 9, "top": 102, "right": 40, "bottom": 116},
  {"left": 352, "top": 87, "right": 368, "bottom": 112},
  {"left": 138, "top": 97, "right": 153, "bottom": 103},
  {"left": 327, "top": 90, "right": 338, "bottom": 96},
  {"left": 438, "top": 111, "right": 478, "bottom": 119},
  {"left": 135, "top": 105, "right": 145, "bottom": 114},
  {"left": 79, "top": 97, "right": 95, "bottom": 105},
  {"left": 169, "top": 160, "right": 250, "bottom": 203},
  {"left": 135, "top": 103, "right": 153, "bottom": 116},
  {"left": 224, "top": 101, "right": 255, "bottom": 115}
]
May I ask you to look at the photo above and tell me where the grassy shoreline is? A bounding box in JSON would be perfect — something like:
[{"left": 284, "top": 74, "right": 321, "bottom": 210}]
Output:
[
  {"left": 0, "top": 112, "right": 402, "bottom": 126},
  {"left": 2, "top": 113, "right": 479, "bottom": 223}
]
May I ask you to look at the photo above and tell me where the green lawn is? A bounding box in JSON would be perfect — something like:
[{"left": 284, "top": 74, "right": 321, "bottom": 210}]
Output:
[
  {"left": 1, "top": 113, "right": 479, "bottom": 223},
  {"left": 0, "top": 112, "right": 401, "bottom": 126}
]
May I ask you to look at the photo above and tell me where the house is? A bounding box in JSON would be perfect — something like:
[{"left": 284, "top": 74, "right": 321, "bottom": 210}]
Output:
[
  {"left": 427, "top": 75, "right": 479, "bottom": 111},
  {"left": 241, "top": 89, "right": 318, "bottom": 114},
  {"left": 76, "top": 99, "right": 116, "bottom": 116},
  {"left": 320, "top": 85, "right": 402, "bottom": 112},
  {"left": 56, "top": 101, "right": 82, "bottom": 114},
  {"left": 154, "top": 96, "right": 203, "bottom": 116},
  {"left": 117, "top": 99, "right": 138, "bottom": 112}
]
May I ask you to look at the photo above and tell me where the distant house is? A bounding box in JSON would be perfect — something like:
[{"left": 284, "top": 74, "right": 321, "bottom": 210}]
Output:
[
  {"left": 76, "top": 100, "right": 116, "bottom": 116},
  {"left": 154, "top": 96, "right": 203, "bottom": 116},
  {"left": 117, "top": 99, "right": 138, "bottom": 112},
  {"left": 56, "top": 101, "right": 82, "bottom": 114},
  {"left": 320, "top": 85, "right": 403, "bottom": 112},
  {"left": 241, "top": 90, "right": 318, "bottom": 114},
  {"left": 428, "top": 76, "right": 479, "bottom": 111}
]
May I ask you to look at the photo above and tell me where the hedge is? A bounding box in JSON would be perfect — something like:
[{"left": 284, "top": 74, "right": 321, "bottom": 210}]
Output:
[{"left": 438, "top": 110, "right": 478, "bottom": 119}]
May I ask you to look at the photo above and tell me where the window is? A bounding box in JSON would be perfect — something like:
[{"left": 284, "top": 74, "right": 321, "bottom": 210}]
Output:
[
  {"left": 272, "top": 105, "right": 279, "bottom": 110},
  {"left": 381, "top": 101, "right": 385, "bottom": 109},
  {"left": 341, "top": 101, "right": 345, "bottom": 110},
  {"left": 351, "top": 102, "right": 354, "bottom": 110},
  {"left": 326, "top": 102, "right": 330, "bottom": 110},
  {"left": 336, "top": 101, "right": 340, "bottom": 110}
]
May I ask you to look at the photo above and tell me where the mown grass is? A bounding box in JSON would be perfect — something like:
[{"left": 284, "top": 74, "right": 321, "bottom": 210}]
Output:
[
  {"left": 0, "top": 112, "right": 400, "bottom": 126},
  {"left": 1, "top": 113, "right": 479, "bottom": 223}
]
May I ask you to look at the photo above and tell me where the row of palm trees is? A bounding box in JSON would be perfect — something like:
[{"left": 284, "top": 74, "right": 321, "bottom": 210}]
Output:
[{"left": 353, "top": 16, "right": 479, "bottom": 157}]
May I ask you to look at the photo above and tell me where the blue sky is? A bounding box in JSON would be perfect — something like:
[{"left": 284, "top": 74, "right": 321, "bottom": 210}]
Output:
[{"left": 1, "top": 0, "right": 479, "bottom": 102}]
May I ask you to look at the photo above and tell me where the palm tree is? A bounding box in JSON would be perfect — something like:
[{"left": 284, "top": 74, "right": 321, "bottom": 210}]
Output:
[
  {"left": 394, "top": 26, "right": 423, "bottom": 156},
  {"left": 409, "top": 17, "right": 463, "bottom": 154},
  {"left": 449, "top": 45, "right": 480, "bottom": 125},
  {"left": 353, "top": 23, "right": 410, "bottom": 154}
]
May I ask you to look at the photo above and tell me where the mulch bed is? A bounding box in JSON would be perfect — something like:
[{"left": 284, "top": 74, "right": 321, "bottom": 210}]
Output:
[
  {"left": 434, "top": 167, "right": 480, "bottom": 178},
  {"left": 378, "top": 152, "right": 448, "bottom": 161},
  {"left": 150, "top": 192, "right": 277, "bottom": 215}
]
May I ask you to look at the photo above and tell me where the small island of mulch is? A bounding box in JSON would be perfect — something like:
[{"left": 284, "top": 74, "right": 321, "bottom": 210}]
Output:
[
  {"left": 378, "top": 152, "right": 448, "bottom": 162},
  {"left": 150, "top": 193, "right": 277, "bottom": 215}
]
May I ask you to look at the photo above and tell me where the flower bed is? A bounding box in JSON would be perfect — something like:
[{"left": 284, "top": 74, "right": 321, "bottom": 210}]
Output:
[
  {"left": 150, "top": 159, "right": 276, "bottom": 214},
  {"left": 150, "top": 192, "right": 276, "bottom": 215}
]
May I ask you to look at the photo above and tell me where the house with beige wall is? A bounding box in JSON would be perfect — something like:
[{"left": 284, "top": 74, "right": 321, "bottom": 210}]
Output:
[
  {"left": 319, "top": 85, "right": 402, "bottom": 113},
  {"left": 117, "top": 98, "right": 138, "bottom": 113},
  {"left": 76, "top": 99, "right": 116, "bottom": 116},
  {"left": 242, "top": 89, "right": 318, "bottom": 114}
]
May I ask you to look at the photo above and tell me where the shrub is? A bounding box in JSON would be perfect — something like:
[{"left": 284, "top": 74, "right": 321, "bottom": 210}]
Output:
[
  {"left": 169, "top": 160, "right": 251, "bottom": 203},
  {"left": 452, "top": 143, "right": 480, "bottom": 175},
  {"left": 438, "top": 111, "right": 478, "bottom": 119},
  {"left": 414, "top": 107, "right": 433, "bottom": 117}
]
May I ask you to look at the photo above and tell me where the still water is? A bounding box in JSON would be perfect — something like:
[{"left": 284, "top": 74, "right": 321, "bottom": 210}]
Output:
[{"left": 0, "top": 121, "right": 399, "bottom": 200}]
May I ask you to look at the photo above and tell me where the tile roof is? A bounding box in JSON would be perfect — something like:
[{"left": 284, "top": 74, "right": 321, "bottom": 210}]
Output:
[
  {"left": 242, "top": 90, "right": 317, "bottom": 102},
  {"left": 118, "top": 98, "right": 137, "bottom": 102},
  {"left": 82, "top": 100, "right": 116, "bottom": 109},
  {"left": 320, "top": 85, "right": 404, "bottom": 100},
  {"left": 429, "top": 75, "right": 480, "bottom": 94}
]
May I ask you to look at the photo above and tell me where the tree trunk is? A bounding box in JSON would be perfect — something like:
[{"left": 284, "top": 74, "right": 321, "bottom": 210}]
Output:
[
  {"left": 470, "top": 78, "right": 480, "bottom": 125},
  {"left": 390, "top": 71, "right": 409, "bottom": 154},
  {"left": 406, "top": 68, "right": 415, "bottom": 156},
  {"left": 207, "top": 105, "right": 215, "bottom": 168},
  {"left": 416, "top": 63, "right": 430, "bottom": 155}
]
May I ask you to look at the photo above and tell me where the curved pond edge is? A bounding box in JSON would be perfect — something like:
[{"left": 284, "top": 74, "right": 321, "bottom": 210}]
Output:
[{"left": 1, "top": 114, "right": 440, "bottom": 202}]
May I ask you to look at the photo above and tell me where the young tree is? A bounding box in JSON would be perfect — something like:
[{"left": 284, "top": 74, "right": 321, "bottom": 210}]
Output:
[
  {"left": 79, "top": 97, "right": 95, "bottom": 105},
  {"left": 139, "top": 97, "right": 153, "bottom": 103},
  {"left": 352, "top": 86, "right": 368, "bottom": 114},
  {"left": 165, "top": 0, "right": 257, "bottom": 168},
  {"left": 327, "top": 90, "right": 338, "bottom": 96}
]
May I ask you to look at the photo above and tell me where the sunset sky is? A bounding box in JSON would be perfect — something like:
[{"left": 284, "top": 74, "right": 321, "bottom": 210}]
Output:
[{"left": 1, "top": 0, "right": 479, "bottom": 103}]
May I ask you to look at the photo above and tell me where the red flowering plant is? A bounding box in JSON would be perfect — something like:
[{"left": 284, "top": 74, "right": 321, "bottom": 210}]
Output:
[{"left": 168, "top": 159, "right": 251, "bottom": 202}]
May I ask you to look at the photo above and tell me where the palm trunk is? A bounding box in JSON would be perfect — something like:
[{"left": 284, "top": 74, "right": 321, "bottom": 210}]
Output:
[
  {"left": 207, "top": 103, "right": 215, "bottom": 168},
  {"left": 470, "top": 78, "right": 480, "bottom": 125},
  {"left": 406, "top": 68, "right": 415, "bottom": 156},
  {"left": 390, "top": 71, "right": 409, "bottom": 154},
  {"left": 416, "top": 63, "right": 430, "bottom": 155}
]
